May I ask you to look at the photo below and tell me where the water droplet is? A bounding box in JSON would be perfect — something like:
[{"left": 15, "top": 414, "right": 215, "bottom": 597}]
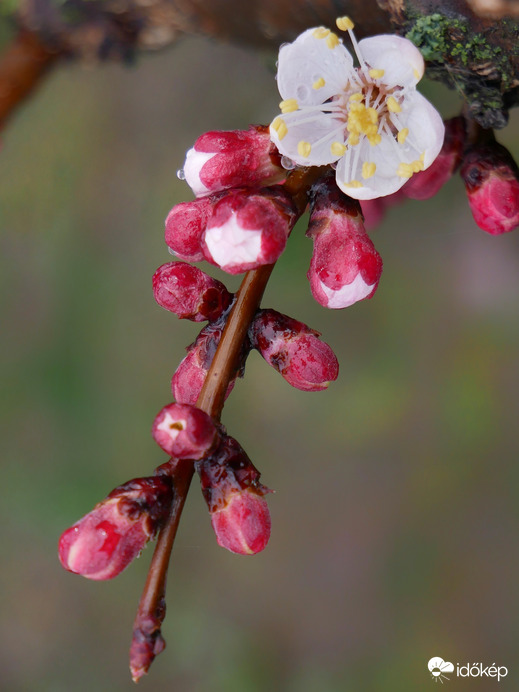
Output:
[
  {"left": 281, "top": 156, "right": 296, "bottom": 170},
  {"left": 177, "top": 169, "right": 186, "bottom": 180}
]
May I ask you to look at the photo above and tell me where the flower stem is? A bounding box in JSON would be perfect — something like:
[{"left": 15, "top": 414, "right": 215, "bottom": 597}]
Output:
[{"left": 129, "top": 164, "right": 325, "bottom": 681}]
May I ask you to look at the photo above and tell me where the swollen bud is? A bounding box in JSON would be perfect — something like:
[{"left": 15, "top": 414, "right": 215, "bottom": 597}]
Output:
[
  {"left": 460, "top": 139, "right": 519, "bottom": 234},
  {"left": 196, "top": 435, "right": 271, "bottom": 555},
  {"left": 153, "top": 262, "right": 233, "bottom": 322},
  {"left": 249, "top": 309, "right": 338, "bottom": 391},
  {"left": 183, "top": 125, "right": 285, "bottom": 197},
  {"left": 307, "top": 174, "right": 383, "bottom": 308},
  {"left": 402, "top": 116, "right": 466, "bottom": 200},
  {"left": 165, "top": 194, "right": 222, "bottom": 262},
  {"left": 58, "top": 476, "right": 173, "bottom": 580},
  {"left": 152, "top": 402, "right": 217, "bottom": 458},
  {"left": 201, "top": 187, "right": 297, "bottom": 274}
]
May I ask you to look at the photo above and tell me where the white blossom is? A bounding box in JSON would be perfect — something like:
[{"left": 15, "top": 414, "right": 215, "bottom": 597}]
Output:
[{"left": 270, "top": 19, "right": 445, "bottom": 200}]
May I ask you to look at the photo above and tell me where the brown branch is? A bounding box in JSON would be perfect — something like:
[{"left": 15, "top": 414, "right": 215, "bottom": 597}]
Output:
[
  {"left": 129, "top": 164, "right": 325, "bottom": 682},
  {"left": 0, "top": 30, "right": 60, "bottom": 131}
]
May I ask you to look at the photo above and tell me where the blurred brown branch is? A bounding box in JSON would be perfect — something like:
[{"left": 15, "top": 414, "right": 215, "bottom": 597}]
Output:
[{"left": 1, "top": 0, "right": 518, "bottom": 131}]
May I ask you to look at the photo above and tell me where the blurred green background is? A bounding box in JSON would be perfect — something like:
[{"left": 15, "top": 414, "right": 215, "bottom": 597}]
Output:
[{"left": 1, "top": 24, "right": 519, "bottom": 692}]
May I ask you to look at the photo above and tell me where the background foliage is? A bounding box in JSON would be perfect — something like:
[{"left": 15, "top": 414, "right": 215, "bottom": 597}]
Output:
[{"left": 1, "top": 29, "right": 519, "bottom": 691}]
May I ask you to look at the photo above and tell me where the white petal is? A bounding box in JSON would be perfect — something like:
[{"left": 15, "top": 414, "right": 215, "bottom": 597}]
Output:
[
  {"left": 399, "top": 91, "right": 445, "bottom": 168},
  {"left": 336, "top": 137, "right": 406, "bottom": 200},
  {"left": 277, "top": 28, "right": 354, "bottom": 106},
  {"left": 270, "top": 110, "right": 345, "bottom": 166},
  {"left": 358, "top": 35, "right": 424, "bottom": 87},
  {"left": 183, "top": 147, "right": 214, "bottom": 196},
  {"left": 205, "top": 214, "right": 262, "bottom": 268},
  {"left": 318, "top": 273, "right": 375, "bottom": 308}
]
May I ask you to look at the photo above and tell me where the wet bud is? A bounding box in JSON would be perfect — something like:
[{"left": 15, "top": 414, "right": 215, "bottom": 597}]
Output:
[
  {"left": 152, "top": 402, "right": 217, "bottom": 458},
  {"left": 165, "top": 194, "right": 222, "bottom": 262},
  {"left": 249, "top": 309, "right": 338, "bottom": 391},
  {"left": 153, "top": 261, "right": 233, "bottom": 322},
  {"left": 196, "top": 435, "right": 271, "bottom": 555},
  {"left": 403, "top": 116, "right": 466, "bottom": 200},
  {"left": 171, "top": 321, "right": 246, "bottom": 404},
  {"left": 58, "top": 476, "right": 173, "bottom": 580},
  {"left": 460, "top": 140, "right": 519, "bottom": 234},
  {"left": 307, "top": 174, "right": 383, "bottom": 309},
  {"left": 183, "top": 125, "right": 285, "bottom": 197},
  {"left": 202, "top": 187, "right": 297, "bottom": 274}
]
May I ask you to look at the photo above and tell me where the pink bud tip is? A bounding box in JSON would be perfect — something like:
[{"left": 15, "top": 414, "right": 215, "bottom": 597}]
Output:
[
  {"left": 164, "top": 195, "right": 218, "bottom": 262},
  {"left": 250, "top": 309, "right": 338, "bottom": 391},
  {"left": 152, "top": 402, "right": 217, "bottom": 458},
  {"left": 183, "top": 125, "right": 284, "bottom": 197},
  {"left": 461, "top": 141, "right": 519, "bottom": 235},
  {"left": 307, "top": 175, "right": 383, "bottom": 309},
  {"left": 152, "top": 262, "right": 232, "bottom": 322},
  {"left": 58, "top": 477, "right": 173, "bottom": 580},
  {"left": 202, "top": 187, "right": 297, "bottom": 274},
  {"left": 210, "top": 488, "right": 271, "bottom": 555}
]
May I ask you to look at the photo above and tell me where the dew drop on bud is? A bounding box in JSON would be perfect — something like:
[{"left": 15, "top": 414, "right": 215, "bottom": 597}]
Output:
[
  {"left": 177, "top": 168, "right": 186, "bottom": 180},
  {"left": 281, "top": 156, "right": 296, "bottom": 171}
]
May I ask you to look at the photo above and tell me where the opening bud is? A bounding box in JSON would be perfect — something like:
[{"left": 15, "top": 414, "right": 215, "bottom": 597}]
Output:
[
  {"left": 402, "top": 116, "right": 466, "bottom": 200},
  {"left": 307, "top": 174, "right": 383, "bottom": 309},
  {"left": 152, "top": 402, "right": 217, "bottom": 458},
  {"left": 196, "top": 435, "right": 271, "bottom": 555},
  {"left": 249, "top": 309, "right": 339, "bottom": 391},
  {"left": 202, "top": 187, "right": 297, "bottom": 274},
  {"left": 153, "top": 262, "right": 233, "bottom": 322},
  {"left": 460, "top": 139, "right": 519, "bottom": 234},
  {"left": 58, "top": 476, "right": 173, "bottom": 580},
  {"left": 183, "top": 125, "right": 285, "bottom": 197}
]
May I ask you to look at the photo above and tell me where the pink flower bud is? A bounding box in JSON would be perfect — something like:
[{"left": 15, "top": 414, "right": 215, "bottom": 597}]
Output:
[
  {"left": 183, "top": 125, "right": 285, "bottom": 197},
  {"left": 153, "top": 262, "right": 233, "bottom": 322},
  {"left": 196, "top": 435, "right": 271, "bottom": 555},
  {"left": 152, "top": 402, "right": 217, "bottom": 458},
  {"left": 307, "top": 175, "right": 383, "bottom": 309},
  {"left": 460, "top": 140, "right": 519, "bottom": 234},
  {"left": 165, "top": 194, "right": 221, "bottom": 262},
  {"left": 171, "top": 322, "right": 244, "bottom": 404},
  {"left": 249, "top": 309, "right": 338, "bottom": 391},
  {"left": 58, "top": 476, "right": 173, "bottom": 580},
  {"left": 403, "top": 116, "right": 466, "bottom": 200},
  {"left": 202, "top": 187, "right": 297, "bottom": 275}
]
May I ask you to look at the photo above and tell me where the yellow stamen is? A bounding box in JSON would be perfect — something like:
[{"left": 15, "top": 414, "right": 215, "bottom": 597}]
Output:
[
  {"left": 362, "top": 162, "right": 376, "bottom": 179},
  {"left": 313, "top": 27, "right": 330, "bottom": 39},
  {"left": 347, "top": 102, "right": 380, "bottom": 145},
  {"left": 397, "top": 127, "right": 409, "bottom": 144},
  {"left": 348, "top": 133, "right": 360, "bottom": 146},
  {"left": 397, "top": 162, "right": 413, "bottom": 178},
  {"left": 279, "top": 98, "right": 298, "bottom": 113},
  {"left": 367, "top": 133, "right": 381, "bottom": 146},
  {"left": 312, "top": 77, "right": 326, "bottom": 90},
  {"left": 349, "top": 92, "right": 363, "bottom": 102},
  {"left": 298, "top": 141, "right": 312, "bottom": 158},
  {"left": 330, "top": 141, "right": 346, "bottom": 157},
  {"left": 336, "top": 16, "right": 354, "bottom": 31},
  {"left": 272, "top": 117, "right": 288, "bottom": 140},
  {"left": 368, "top": 68, "right": 385, "bottom": 79},
  {"left": 387, "top": 96, "right": 402, "bottom": 113},
  {"left": 413, "top": 68, "right": 421, "bottom": 81},
  {"left": 326, "top": 32, "right": 340, "bottom": 49},
  {"left": 344, "top": 180, "right": 362, "bottom": 188}
]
